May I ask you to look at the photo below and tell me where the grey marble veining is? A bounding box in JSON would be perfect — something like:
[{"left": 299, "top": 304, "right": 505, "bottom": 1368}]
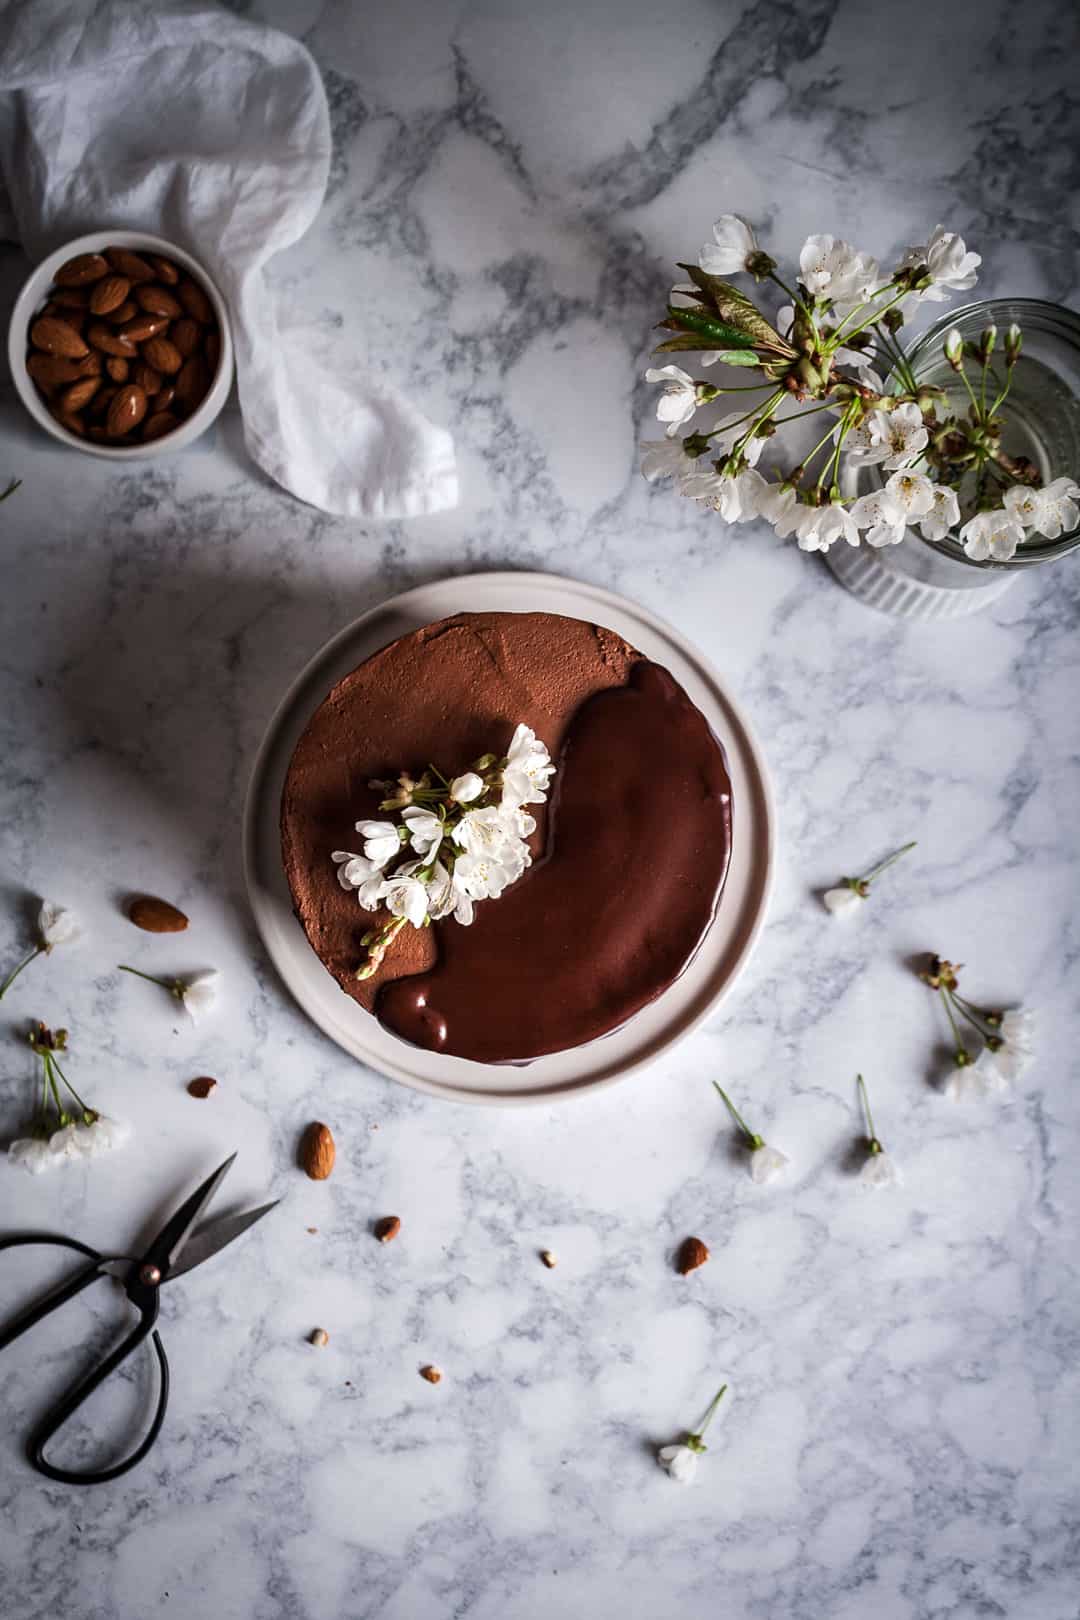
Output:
[{"left": 1, "top": 2, "right": 1079, "bottom": 1617}]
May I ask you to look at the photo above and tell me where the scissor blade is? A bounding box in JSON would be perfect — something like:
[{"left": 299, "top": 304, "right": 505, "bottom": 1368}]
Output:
[
  {"left": 142, "top": 1155, "right": 237, "bottom": 1277},
  {"left": 163, "top": 1200, "right": 279, "bottom": 1280}
]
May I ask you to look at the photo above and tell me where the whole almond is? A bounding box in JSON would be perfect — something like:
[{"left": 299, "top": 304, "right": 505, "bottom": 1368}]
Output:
[
  {"left": 106, "top": 356, "right": 130, "bottom": 383},
  {"left": 89, "top": 275, "right": 131, "bottom": 316},
  {"left": 187, "top": 1076, "right": 218, "bottom": 1099},
  {"left": 105, "top": 248, "right": 155, "bottom": 283},
  {"left": 79, "top": 350, "right": 104, "bottom": 377},
  {"left": 142, "top": 411, "right": 179, "bottom": 442},
  {"left": 49, "top": 286, "right": 89, "bottom": 310},
  {"left": 149, "top": 254, "right": 181, "bottom": 285},
  {"left": 86, "top": 322, "right": 136, "bottom": 358},
  {"left": 27, "top": 353, "right": 85, "bottom": 394},
  {"left": 178, "top": 276, "right": 213, "bottom": 323},
  {"left": 50, "top": 405, "right": 85, "bottom": 437},
  {"left": 60, "top": 376, "right": 100, "bottom": 412},
  {"left": 45, "top": 303, "right": 86, "bottom": 333},
  {"left": 31, "top": 316, "right": 89, "bottom": 359},
  {"left": 142, "top": 336, "right": 183, "bottom": 375},
  {"left": 676, "top": 1236, "right": 710, "bottom": 1275},
  {"left": 300, "top": 1122, "right": 335, "bottom": 1181},
  {"left": 118, "top": 314, "right": 170, "bottom": 345},
  {"left": 106, "top": 383, "right": 148, "bottom": 438},
  {"left": 374, "top": 1216, "right": 401, "bottom": 1243},
  {"left": 54, "top": 252, "right": 108, "bottom": 287},
  {"left": 128, "top": 894, "right": 189, "bottom": 932},
  {"left": 156, "top": 384, "right": 176, "bottom": 411},
  {"left": 175, "top": 353, "right": 209, "bottom": 414},
  {"left": 107, "top": 301, "right": 137, "bottom": 326},
  {"left": 136, "top": 284, "right": 183, "bottom": 318},
  {"left": 172, "top": 317, "right": 200, "bottom": 358},
  {"left": 91, "top": 386, "right": 118, "bottom": 420},
  {"left": 134, "top": 363, "right": 163, "bottom": 396}
]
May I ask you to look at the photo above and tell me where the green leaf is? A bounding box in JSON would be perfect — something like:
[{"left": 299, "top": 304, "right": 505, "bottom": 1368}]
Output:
[
  {"left": 653, "top": 337, "right": 760, "bottom": 365},
  {"left": 662, "top": 306, "right": 758, "bottom": 348},
  {"left": 676, "top": 265, "right": 792, "bottom": 355}
]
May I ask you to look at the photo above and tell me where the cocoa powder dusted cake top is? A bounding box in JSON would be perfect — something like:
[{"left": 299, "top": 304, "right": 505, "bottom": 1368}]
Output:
[{"left": 280, "top": 611, "right": 733, "bottom": 1064}]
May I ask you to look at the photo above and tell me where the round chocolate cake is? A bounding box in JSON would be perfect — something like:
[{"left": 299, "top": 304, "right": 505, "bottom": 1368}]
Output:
[{"left": 280, "top": 611, "right": 732, "bottom": 1063}]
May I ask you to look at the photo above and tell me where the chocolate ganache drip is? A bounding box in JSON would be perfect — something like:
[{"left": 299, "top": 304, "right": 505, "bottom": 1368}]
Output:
[{"left": 377, "top": 661, "right": 732, "bottom": 1063}]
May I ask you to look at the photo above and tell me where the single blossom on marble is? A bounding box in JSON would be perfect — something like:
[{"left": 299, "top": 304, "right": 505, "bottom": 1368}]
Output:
[
  {"left": 920, "top": 955, "right": 1036, "bottom": 1095},
  {"left": 657, "top": 1383, "right": 728, "bottom": 1485},
  {"left": 7, "top": 1022, "right": 131, "bottom": 1175},
  {"left": 855, "top": 1073, "right": 902, "bottom": 1189},
  {"left": 699, "top": 214, "right": 763, "bottom": 276},
  {"left": 713, "top": 1082, "right": 789, "bottom": 1183},
  {"left": 645, "top": 365, "right": 718, "bottom": 436},
  {"left": 822, "top": 840, "right": 916, "bottom": 916},
  {"left": 0, "top": 900, "right": 80, "bottom": 1002},
  {"left": 117, "top": 964, "right": 221, "bottom": 1023}
]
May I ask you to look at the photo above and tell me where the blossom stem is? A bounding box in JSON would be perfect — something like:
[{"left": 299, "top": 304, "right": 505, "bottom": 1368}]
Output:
[
  {"left": 799, "top": 417, "right": 847, "bottom": 477},
  {"left": 117, "top": 964, "right": 175, "bottom": 991},
  {"left": 875, "top": 328, "right": 918, "bottom": 395},
  {"left": 706, "top": 393, "right": 781, "bottom": 442},
  {"left": 50, "top": 1053, "right": 93, "bottom": 1117},
  {"left": 945, "top": 988, "right": 996, "bottom": 1041},
  {"left": 829, "top": 286, "right": 907, "bottom": 347},
  {"left": 767, "top": 270, "right": 815, "bottom": 331},
  {"left": 939, "top": 986, "right": 969, "bottom": 1061},
  {"left": 0, "top": 944, "right": 45, "bottom": 1000},
  {"left": 712, "top": 1082, "right": 762, "bottom": 1147},
  {"left": 694, "top": 1383, "right": 729, "bottom": 1441},
  {"left": 858, "top": 840, "right": 916, "bottom": 885},
  {"left": 856, "top": 1073, "right": 877, "bottom": 1142}
]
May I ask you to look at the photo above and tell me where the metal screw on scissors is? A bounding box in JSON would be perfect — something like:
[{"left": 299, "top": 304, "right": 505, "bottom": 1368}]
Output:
[{"left": 0, "top": 1154, "right": 277, "bottom": 1486}]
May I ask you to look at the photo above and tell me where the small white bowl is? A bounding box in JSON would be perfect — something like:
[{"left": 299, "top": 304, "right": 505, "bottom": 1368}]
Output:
[{"left": 8, "top": 229, "right": 234, "bottom": 460}]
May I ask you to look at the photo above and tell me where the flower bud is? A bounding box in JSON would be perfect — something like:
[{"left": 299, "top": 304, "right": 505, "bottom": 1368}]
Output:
[
  {"left": 1004, "top": 323, "right": 1022, "bottom": 364},
  {"left": 944, "top": 328, "right": 964, "bottom": 370},
  {"left": 882, "top": 308, "right": 904, "bottom": 335},
  {"left": 979, "top": 324, "right": 997, "bottom": 361}
]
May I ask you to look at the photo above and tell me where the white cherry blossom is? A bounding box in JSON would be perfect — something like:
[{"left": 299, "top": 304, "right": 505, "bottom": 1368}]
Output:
[
  {"left": 795, "top": 503, "right": 860, "bottom": 553},
  {"left": 860, "top": 1150, "right": 902, "bottom": 1189},
  {"left": 449, "top": 772, "right": 483, "bottom": 803},
  {"left": 699, "top": 214, "right": 759, "bottom": 275},
  {"left": 755, "top": 481, "right": 802, "bottom": 537},
  {"left": 38, "top": 902, "right": 79, "bottom": 950},
  {"left": 645, "top": 365, "right": 701, "bottom": 436},
  {"left": 501, "top": 725, "right": 554, "bottom": 808},
  {"left": 959, "top": 510, "right": 1025, "bottom": 562},
  {"left": 179, "top": 970, "right": 220, "bottom": 1023},
  {"left": 750, "top": 1143, "right": 790, "bottom": 1184},
  {"left": 657, "top": 1444, "right": 699, "bottom": 1484},
  {"left": 356, "top": 819, "right": 402, "bottom": 870},
  {"left": 1000, "top": 1008, "right": 1036, "bottom": 1052},
  {"left": 884, "top": 468, "right": 936, "bottom": 520},
  {"left": 879, "top": 403, "right": 929, "bottom": 470},
  {"left": 850, "top": 488, "right": 907, "bottom": 547},
  {"left": 402, "top": 807, "right": 443, "bottom": 859},
  {"left": 711, "top": 467, "right": 766, "bottom": 524},
  {"left": 799, "top": 235, "right": 880, "bottom": 304},
  {"left": 918, "top": 483, "right": 961, "bottom": 542},
  {"left": 332, "top": 851, "right": 386, "bottom": 909},
  {"left": 1004, "top": 477, "right": 1080, "bottom": 540},
  {"left": 899, "top": 224, "right": 981, "bottom": 301},
  {"left": 640, "top": 438, "right": 701, "bottom": 485},
  {"left": 823, "top": 885, "right": 861, "bottom": 916}
]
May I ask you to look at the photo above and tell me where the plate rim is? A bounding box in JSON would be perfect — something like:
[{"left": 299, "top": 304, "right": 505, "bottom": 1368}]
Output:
[{"left": 242, "top": 570, "right": 776, "bottom": 1105}]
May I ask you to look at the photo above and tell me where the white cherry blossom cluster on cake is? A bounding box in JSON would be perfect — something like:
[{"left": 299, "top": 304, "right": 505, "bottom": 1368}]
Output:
[
  {"left": 333, "top": 723, "right": 555, "bottom": 979},
  {"left": 642, "top": 217, "right": 1079, "bottom": 562}
]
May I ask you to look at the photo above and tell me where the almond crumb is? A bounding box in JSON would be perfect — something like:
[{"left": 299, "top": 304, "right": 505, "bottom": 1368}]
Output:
[
  {"left": 540, "top": 1249, "right": 557, "bottom": 1269},
  {"left": 309, "top": 1328, "right": 329, "bottom": 1348},
  {"left": 419, "top": 1364, "right": 442, "bottom": 1385},
  {"left": 374, "top": 1215, "right": 401, "bottom": 1243},
  {"left": 676, "top": 1236, "right": 710, "bottom": 1275},
  {"left": 186, "top": 1076, "right": 217, "bottom": 1099}
]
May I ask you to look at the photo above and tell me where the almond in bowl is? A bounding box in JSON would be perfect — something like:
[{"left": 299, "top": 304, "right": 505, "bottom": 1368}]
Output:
[{"left": 8, "top": 231, "right": 233, "bottom": 460}]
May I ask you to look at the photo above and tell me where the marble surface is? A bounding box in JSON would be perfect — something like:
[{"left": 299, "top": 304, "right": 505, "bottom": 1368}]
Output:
[{"left": 2, "top": 2, "right": 1079, "bottom": 1616}]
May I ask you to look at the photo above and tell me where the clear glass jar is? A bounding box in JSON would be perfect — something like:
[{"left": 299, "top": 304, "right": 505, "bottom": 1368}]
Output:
[{"left": 826, "top": 299, "right": 1080, "bottom": 619}]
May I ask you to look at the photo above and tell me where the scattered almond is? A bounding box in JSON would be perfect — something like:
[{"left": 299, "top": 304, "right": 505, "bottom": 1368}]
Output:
[
  {"left": 106, "top": 383, "right": 149, "bottom": 439},
  {"left": 309, "top": 1328, "right": 329, "bottom": 1348},
  {"left": 539, "top": 1249, "right": 557, "bottom": 1269},
  {"left": 106, "top": 300, "right": 137, "bottom": 326},
  {"left": 300, "top": 1121, "right": 335, "bottom": 1181},
  {"left": 136, "top": 283, "right": 183, "bottom": 319},
  {"left": 419, "top": 1365, "right": 442, "bottom": 1385},
  {"left": 142, "top": 336, "right": 183, "bottom": 375},
  {"left": 106, "top": 357, "right": 130, "bottom": 383},
  {"left": 374, "top": 1216, "right": 401, "bottom": 1243},
  {"left": 128, "top": 895, "right": 189, "bottom": 933},
  {"left": 676, "top": 1236, "right": 710, "bottom": 1275},
  {"left": 187, "top": 1076, "right": 218, "bottom": 1099},
  {"left": 105, "top": 247, "right": 155, "bottom": 283},
  {"left": 85, "top": 322, "right": 136, "bottom": 358},
  {"left": 59, "top": 377, "right": 100, "bottom": 413}
]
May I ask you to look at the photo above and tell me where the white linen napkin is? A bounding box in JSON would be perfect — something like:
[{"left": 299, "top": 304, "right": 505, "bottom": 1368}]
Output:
[{"left": 0, "top": 0, "right": 458, "bottom": 519}]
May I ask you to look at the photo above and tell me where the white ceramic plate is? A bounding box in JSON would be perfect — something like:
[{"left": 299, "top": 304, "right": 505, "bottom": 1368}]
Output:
[{"left": 242, "top": 572, "right": 775, "bottom": 1104}]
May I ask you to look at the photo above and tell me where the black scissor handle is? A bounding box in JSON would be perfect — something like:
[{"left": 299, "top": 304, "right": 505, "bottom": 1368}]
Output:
[{"left": 0, "top": 1233, "right": 170, "bottom": 1486}]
